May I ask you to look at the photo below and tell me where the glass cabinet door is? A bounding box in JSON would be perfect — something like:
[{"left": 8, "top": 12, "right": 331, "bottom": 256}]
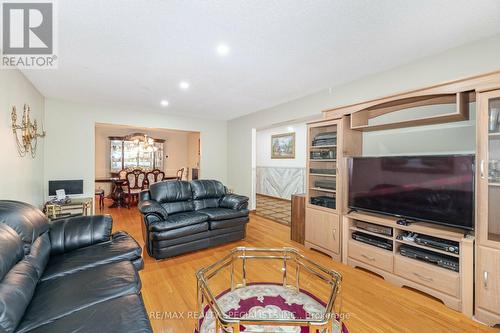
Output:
[
  {"left": 480, "top": 90, "right": 500, "bottom": 247},
  {"left": 110, "top": 140, "right": 123, "bottom": 172},
  {"left": 123, "top": 140, "right": 139, "bottom": 169},
  {"left": 154, "top": 143, "right": 164, "bottom": 170}
]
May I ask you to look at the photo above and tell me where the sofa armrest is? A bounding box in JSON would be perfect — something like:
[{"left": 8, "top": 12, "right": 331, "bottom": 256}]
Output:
[
  {"left": 220, "top": 194, "right": 249, "bottom": 210},
  {"left": 49, "top": 215, "right": 113, "bottom": 255},
  {"left": 138, "top": 200, "right": 168, "bottom": 220}
]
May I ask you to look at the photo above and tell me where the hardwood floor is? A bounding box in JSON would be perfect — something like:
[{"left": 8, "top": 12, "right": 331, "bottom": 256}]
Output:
[{"left": 102, "top": 201, "right": 496, "bottom": 333}]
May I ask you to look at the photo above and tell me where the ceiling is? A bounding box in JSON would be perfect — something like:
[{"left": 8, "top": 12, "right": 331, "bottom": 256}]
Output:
[{"left": 23, "top": 0, "right": 500, "bottom": 120}]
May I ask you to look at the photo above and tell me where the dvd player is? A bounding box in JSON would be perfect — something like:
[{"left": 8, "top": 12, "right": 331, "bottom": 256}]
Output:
[
  {"left": 355, "top": 220, "right": 393, "bottom": 236},
  {"left": 414, "top": 234, "right": 459, "bottom": 254},
  {"left": 400, "top": 245, "right": 459, "bottom": 272},
  {"left": 352, "top": 232, "right": 393, "bottom": 251}
]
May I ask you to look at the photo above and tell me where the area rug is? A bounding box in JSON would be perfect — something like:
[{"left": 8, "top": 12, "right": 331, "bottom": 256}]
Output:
[{"left": 195, "top": 283, "right": 349, "bottom": 333}]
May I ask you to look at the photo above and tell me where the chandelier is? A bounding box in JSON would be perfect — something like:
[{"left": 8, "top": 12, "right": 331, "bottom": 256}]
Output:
[
  {"left": 133, "top": 134, "right": 158, "bottom": 152},
  {"left": 11, "top": 104, "right": 46, "bottom": 158}
]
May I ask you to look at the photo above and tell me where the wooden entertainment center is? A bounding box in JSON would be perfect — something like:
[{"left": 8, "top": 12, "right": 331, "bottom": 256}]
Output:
[{"left": 304, "top": 70, "right": 500, "bottom": 326}]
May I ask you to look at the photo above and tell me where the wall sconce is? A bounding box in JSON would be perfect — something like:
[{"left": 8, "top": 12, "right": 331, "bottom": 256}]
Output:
[{"left": 11, "top": 104, "right": 45, "bottom": 158}]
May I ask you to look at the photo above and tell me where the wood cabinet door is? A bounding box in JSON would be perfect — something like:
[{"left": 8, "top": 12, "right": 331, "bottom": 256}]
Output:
[
  {"left": 305, "top": 208, "right": 339, "bottom": 253},
  {"left": 477, "top": 246, "right": 500, "bottom": 315}
]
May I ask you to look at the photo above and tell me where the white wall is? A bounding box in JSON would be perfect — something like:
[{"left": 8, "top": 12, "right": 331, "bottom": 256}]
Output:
[
  {"left": 228, "top": 34, "right": 500, "bottom": 208},
  {"left": 256, "top": 123, "right": 307, "bottom": 168},
  {"left": 255, "top": 122, "right": 307, "bottom": 200},
  {"left": 187, "top": 132, "right": 201, "bottom": 175},
  {"left": 44, "top": 99, "right": 227, "bottom": 201},
  {"left": 0, "top": 70, "right": 45, "bottom": 206}
]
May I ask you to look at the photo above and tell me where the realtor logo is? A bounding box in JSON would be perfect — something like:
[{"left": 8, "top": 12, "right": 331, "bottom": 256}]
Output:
[{"left": 1, "top": 0, "right": 57, "bottom": 68}]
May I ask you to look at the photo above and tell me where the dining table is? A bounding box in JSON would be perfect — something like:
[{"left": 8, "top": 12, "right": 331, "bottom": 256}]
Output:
[{"left": 96, "top": 176, "right": 180, "bottom": 208}]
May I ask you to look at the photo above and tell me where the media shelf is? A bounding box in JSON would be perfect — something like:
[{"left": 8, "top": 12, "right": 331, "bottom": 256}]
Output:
[
  {"left": 343, "top": 211, "right": 474, "bottom": 316},
  {"left": 305, "top": 117, "right": 362, "bottom": 262}
]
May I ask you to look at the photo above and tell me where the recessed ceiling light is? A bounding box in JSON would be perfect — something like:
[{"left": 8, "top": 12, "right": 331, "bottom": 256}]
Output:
[
  {"left": 160, "top": 100, "right": 169, "bottom": 107},
  {"left": 179, "top": 81, "right": 190, "bottom": 90},
  {"left": 216, "top": 43, "right": 230, "bottom": 56}
]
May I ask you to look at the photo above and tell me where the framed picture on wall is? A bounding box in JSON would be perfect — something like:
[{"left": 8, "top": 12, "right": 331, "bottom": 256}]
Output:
[{"left": 271, "top": 132, "right": 295, "bottom": 159}]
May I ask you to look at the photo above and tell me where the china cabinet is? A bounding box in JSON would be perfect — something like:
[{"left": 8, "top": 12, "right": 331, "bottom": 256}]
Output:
[{"left": 109, "top": 134, "right": 164, "bottom": 173}]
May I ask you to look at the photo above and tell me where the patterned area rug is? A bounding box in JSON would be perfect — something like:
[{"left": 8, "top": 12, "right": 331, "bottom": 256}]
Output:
[
  {"left": 195, "top": 283, "right": 348, "bottom": 333},
  {"left": 255, "top": 195, "right": 291, "bottom": 225}
]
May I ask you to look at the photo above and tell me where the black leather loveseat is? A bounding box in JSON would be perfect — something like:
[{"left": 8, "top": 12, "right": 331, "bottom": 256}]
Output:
[
  {"left": 138, "top": 180, "right": 249, "bottom": 259},
  {"left": 0, "top": 200, "right": 152, "bottom": 333}
]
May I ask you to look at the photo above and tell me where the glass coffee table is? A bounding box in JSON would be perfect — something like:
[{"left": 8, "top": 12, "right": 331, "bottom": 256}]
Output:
[{"left": 196, "top": 247, "right": 344, "bottom": 333}]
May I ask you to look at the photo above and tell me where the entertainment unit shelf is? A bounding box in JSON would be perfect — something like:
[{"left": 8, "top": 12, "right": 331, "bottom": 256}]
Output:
[
  {"left": 348, "top": 226, "right": 392, "bottom": 241},
  {"left": 309, "top": 145, "right": 337, "bottom": 149},
  {"left": 343, "top": 211, "right": 473, "bottom": 317},
  {"left": 309, "top": 173, "right": 336, "bottom": 177},
  {"left": 305, "top": 117, "right": 362, "bottom": 262},
  {"left": 309, "top": 187, "right": 336, "bottom": 193},
  {"left": 394, "top": 239, "right": 460, "bottom": 258}
]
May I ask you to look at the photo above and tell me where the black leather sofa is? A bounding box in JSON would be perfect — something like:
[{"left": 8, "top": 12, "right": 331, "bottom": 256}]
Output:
[
  {"left": 138, "top": 180, "right": 249, "bottom": 259},
  {"left": 0, "top": 200, "right": 152, "bottom": 333}
]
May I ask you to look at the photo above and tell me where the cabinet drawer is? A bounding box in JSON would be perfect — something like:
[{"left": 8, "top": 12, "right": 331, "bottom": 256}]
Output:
[
  {"left": 348, "top": 240, "right": 393, "bottom": 272},
  {"left": 394, "top": 255, "right": 459, "bottom": 297},
  {"left": 477, "top": 246, "right": 500, "bottom": 315}
]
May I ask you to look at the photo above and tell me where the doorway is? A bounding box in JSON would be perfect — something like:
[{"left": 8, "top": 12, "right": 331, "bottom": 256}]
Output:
[
  {"left": 94, "top": 123, "right": 200, "bottom": 209},
  {"left": 253, "top": 121, "right": 308, "bottom": 225}
]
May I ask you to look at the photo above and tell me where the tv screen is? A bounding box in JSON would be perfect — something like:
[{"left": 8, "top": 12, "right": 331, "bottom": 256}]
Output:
[
  {"left": 48, "top": 180, "right": 84, "bottom": 196},
  {"left": 348, "top": 155, "right": 475, "bottom": 230}
]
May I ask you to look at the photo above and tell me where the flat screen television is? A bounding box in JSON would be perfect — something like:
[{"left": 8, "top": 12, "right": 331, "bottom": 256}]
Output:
[
  {"left": 48, "top": 180, "right": 84, "bottom": 196},
  {"left": 348, "top": 155, "right": 475, "bottom": 230}
]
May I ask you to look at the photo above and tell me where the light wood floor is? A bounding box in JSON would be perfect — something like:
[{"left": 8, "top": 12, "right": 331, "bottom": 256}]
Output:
[{"left": 103, "top": 202, "right": 496, "bottom": 333}]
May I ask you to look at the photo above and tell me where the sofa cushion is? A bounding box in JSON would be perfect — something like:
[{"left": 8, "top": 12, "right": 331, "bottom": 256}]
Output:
[
  {"left": 0, "top": 201, "right": 49, "bottom": 255},
  {"left": 0, "top": 224, "right": 24, "bottom": 281},
  {"left": 191, "top": 180, "right": 228, "bottom": 210},
  {"left": 193, "top": 198, "right": 220, "bottom": 210},
  {"left": 160, "top": 200, "right": 194, "bottom": 215},
  {"left": 40, "top": 232, "right": 142, "bottom": 282},
  {"left": 23, "top": 294, "right": 152, "bottom": 333},
  {"left": 209, "top": 216, "right": 249, "bottom": 230},
  {"left": 190, "top": 180, "right": 225, "bottom": 211},
  {"left": 0, "top": 225, "right": 50, "bottom": 333},
  {"left": 49, "top": 215, "right": 113, "bottom": 255},
  {"left": 0, "top": 224, "right": 42, "bottom": 333},
  {"left": 150, "top": 222, "right": 208, "bottom": 241},
  {"left": 198, "top": 208, "right": 249, "bottom": 221},
  {"left": 149, "top": 180, "right": 192, "bottom": 202},
  {"left": 191, "top": 180, "right": 226, "bottom": 200},
  {"left": 149, "top": 211, "right": 209, "bottom": 232},
  {"left": 16, "top": 261, "right": 140, "bottom": 333}
]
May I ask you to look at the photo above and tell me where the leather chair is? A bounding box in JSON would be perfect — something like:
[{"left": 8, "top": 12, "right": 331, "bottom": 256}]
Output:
[
  {"left": 138, "top": 180, "right": 249, "bottom": 259},
  {"left": 0, "top": 200, "right": 152, "bottom": 333}
]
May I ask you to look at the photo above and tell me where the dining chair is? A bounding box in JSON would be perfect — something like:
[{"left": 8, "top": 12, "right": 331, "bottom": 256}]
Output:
[
  {"left": 125, "top": 169, "right": 146, "bottom": 208},
  {"left": 146, "top": 169, "right": 165, "bottom": 187},
  {"left": 118, "top": 169, "right": 128, "bottom": 179},
  {"left": 176, "top": 168, "right": 185, "bottom": 181},
  {"left": 95, "top": 188, "right": 105, "bottom": 211}
]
